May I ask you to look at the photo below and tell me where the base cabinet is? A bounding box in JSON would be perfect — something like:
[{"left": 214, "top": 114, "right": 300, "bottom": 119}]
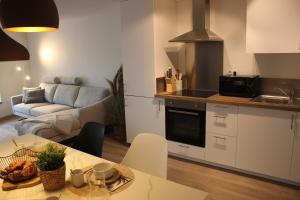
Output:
[
  {"left": 125, "top": 96, "right": 165, "bottom": 143},
  {"left": 168, "top": 141, "right": 205, "bottom": 161},
  {"left": 237, "top": 107, "right": 295, "bottom": 180},
  {"left": 290, "top": 113, "right": 300, "bottom": 182},
  {"left": 205, "top": 133, "right": 237, "bottom": 167},
  {"left": 205, "top": 104, "right": 238, "bottom": 167}
]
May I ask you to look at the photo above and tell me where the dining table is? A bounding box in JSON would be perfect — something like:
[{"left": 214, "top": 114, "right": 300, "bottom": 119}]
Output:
[{"left": 0, "top": 134, "right": 208, "bottom": 200}]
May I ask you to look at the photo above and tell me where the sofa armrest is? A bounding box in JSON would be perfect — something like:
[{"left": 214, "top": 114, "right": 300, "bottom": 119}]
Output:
[
  {"left": 78, "top": 95, "right": 114, "bottom": 126},
  {"left": 11, "top": 94, "right": 23, "bottom": 106}
]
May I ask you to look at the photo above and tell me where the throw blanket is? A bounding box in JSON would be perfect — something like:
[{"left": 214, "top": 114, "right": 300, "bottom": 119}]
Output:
[{"left": 15, "top": 114, "right": 74, "bottom": 136}]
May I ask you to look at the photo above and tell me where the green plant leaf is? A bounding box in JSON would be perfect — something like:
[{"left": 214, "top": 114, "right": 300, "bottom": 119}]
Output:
[{"left": 36, "top": 143, "right": 66, "bottom": 171}]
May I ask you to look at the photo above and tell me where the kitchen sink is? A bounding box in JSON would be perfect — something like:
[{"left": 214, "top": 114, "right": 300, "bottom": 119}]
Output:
[{"left": 251, "top": 95, "right": 292, "bottom": 105}]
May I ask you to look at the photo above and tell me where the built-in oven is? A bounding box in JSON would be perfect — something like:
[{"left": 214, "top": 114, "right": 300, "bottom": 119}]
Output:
[{"left": 165, "top": 99, "right": 206, "bottom": 147}]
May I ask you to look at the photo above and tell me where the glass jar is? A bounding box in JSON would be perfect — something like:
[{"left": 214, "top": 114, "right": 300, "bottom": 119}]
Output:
[{"left": 86, "top": 168, "right": 111, "bottom": 200}]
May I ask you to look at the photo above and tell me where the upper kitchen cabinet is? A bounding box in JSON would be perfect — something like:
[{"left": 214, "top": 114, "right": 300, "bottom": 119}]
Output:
[{"left": 246, "top": 0, "right": 300, "bottom": 53}]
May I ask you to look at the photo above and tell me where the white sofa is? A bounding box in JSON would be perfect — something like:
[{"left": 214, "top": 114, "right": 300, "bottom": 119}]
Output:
[{"left": 11, "top": 82, "right": 113, "bottom": 142}]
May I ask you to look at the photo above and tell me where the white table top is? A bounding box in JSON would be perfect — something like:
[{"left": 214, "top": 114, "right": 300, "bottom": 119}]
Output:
[{"left": 0, "top": 134, "right": 208, "bottom": 200}]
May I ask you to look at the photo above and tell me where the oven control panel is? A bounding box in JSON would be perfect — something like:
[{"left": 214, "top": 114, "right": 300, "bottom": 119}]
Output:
[{"left": 165, "top": 99, "right": 206, "bottom": 111}]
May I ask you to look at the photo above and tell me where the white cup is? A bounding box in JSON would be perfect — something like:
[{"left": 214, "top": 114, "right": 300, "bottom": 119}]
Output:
[
  {"left": 93, "top": 163, "right": 114, "bottom": 180},
  {"left": 71, "top": 169, "right": 85, "bottom": 188}
]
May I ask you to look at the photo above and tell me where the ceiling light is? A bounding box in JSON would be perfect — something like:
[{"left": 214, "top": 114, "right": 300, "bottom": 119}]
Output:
[
  {"left": 0, "top": 29, "right": 30, "bottom": 61},
  {"left": 25, "top": 76, "right": 31, "bottom": 81},
  {"left": 16, "top": 66, "right": 22, "bottom": 71},
  {"left": 0, "top": 0, "right": 59, "bottom": 32}
]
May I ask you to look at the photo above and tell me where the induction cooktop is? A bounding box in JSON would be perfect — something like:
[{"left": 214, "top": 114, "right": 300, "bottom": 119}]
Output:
[{"left": 171, "top": 90, "right": 217, "bottom": 98}]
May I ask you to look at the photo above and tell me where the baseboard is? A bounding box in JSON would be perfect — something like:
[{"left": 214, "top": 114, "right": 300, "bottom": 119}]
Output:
[{"left": 0, "top": 115, "right": 15, "bottom": 121}]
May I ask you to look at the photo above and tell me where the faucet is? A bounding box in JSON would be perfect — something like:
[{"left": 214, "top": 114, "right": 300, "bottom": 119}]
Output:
[{"left": 274, "top": 87, "right": 295, "bottom": 104}]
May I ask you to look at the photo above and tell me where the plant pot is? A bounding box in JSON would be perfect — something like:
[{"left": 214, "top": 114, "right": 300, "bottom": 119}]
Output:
[{"left": 38, "top": 163, "right": 66, "bottom": 191}]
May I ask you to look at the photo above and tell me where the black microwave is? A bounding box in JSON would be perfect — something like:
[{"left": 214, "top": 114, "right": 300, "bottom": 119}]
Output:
[{"left": 219, "top": 75, "right": 260, "bottom": 98}]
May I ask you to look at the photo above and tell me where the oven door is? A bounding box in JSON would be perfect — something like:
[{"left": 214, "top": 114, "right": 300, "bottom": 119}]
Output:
[{"left": 165, "top": 107, "right": 206, "bottom": 147}]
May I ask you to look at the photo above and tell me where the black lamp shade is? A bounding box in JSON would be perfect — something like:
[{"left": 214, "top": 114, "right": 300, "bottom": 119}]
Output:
[
  {"left": 0, "top": 0, "right": 59, "bottom": 32},
  {"left": 0, "top": 29, "right": 30, "bottom": 61}
]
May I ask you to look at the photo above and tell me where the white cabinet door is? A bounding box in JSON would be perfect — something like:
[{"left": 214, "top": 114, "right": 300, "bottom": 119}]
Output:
[
  {"left": 125, "top": 96, "right": 165, "bottom": 143},
  {"left": 206, "top": 103, "right": 238, "bottom": 136},
  {"left": 121, "top": 0, "right": 156, "bottom": 97},
  {"left": 237, "top": 107, "right": 294, "bottom": 180},
  {"left": 291, "top": 113, "right": 300, "bottom": 183},
  {"left": 205, "top": 133, "right": 237, "bottom": 167},
  {"left": 246, "top": 0, "right": 300, "bottom": 53}
]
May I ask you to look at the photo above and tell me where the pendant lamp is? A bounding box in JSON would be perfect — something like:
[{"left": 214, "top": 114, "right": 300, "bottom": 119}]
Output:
[
  {"left": 0, "top": 29, "right": 30, "bottom": 61},
  {"left": 0, "top": 0, "right": 59, "bottom": 32}
]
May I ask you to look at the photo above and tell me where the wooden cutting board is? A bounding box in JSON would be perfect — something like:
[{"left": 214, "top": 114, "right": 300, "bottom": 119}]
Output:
[{"left": 2, "top": 176, "right": 41, "bottom": 191}]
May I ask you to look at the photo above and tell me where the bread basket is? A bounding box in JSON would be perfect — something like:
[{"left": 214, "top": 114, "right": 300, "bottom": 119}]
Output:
[{"left": 0, "top": 148, "right": 38, "bottom": 182}]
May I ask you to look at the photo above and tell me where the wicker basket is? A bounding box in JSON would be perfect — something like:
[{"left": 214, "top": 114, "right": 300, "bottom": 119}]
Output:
[
  {"left": 0, "top": 148, "right": 38, "bottom": 182},
  {"left": 39, "top": 162, "right": 66, "bottom": 191}
]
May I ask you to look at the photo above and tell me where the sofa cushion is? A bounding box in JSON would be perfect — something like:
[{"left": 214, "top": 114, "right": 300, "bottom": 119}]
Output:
[
  {"left": 22, "top": 87, "right": 41, "bottom": 103},
  {"left": 40, "top": 83, "right": 58, "bottom": 103},
  {"left": 23, "top": 89, "right": 45, "bottom": 104},
  {"left": 74, "top": 86, "right": 110, "bottom": 108},
  {"left": 13, "top": 103, "right": 50, "bottom": 115},
  {"left": 30, "top": 104, "right": 72, "bottom": 116},
  {"left": 53, "top": 85, "right": 80, "bottom": 107}
]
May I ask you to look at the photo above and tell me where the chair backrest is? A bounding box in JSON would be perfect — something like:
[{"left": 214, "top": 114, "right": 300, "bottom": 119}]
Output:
[
  {"left": 121, "top": 133, "right": 168, "bottom": 179},
  {"left": 72, "top": 122, "right": 105, "bottom": 157}
]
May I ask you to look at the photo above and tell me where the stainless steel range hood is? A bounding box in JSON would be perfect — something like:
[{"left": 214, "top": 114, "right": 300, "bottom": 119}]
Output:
[{"left": 170, "top": 0, "right": 222, "bottom": 43}]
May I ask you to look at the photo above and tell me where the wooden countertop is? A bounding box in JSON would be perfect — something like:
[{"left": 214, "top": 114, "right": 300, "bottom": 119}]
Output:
[{"left": 155, "top": 92, "right": 300, "bottom": 112}]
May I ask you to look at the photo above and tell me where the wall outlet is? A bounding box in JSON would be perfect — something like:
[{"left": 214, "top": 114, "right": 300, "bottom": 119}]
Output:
[{"left": 228, "top": 68, "right": 238, "bottom": 76}]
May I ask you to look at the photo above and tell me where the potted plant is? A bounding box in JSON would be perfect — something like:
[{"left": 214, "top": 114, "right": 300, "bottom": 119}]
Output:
[
  {"left": 36, "top": 143, "right": 67, "bottom": 191},
  {"left": 106, "top": 65, "right": 126, "bottom": 143}
]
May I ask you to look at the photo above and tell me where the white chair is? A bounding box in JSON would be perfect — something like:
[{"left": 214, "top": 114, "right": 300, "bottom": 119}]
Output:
[{"left": 121, "top": 133, "right": 168, "bottom": 179}]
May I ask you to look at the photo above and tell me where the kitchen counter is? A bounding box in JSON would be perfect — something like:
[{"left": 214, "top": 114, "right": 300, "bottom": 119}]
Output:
[{"left": 155, "top": 92, "right": 300, "bottom": 112}]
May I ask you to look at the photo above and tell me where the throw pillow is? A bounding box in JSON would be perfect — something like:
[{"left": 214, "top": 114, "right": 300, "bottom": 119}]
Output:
[
  {"left": 23, "top": 89, "right": 45, "bottom": 104},
  {"left": 22, "top": 87, "right": 41, "bottom": 103}
]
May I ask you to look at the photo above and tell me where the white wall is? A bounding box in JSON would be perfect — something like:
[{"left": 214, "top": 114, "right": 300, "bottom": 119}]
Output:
[
  {"left": 210, "top": 0, "right": 300, "bottom": 78},
  {"left": 0, "top": 32, "right": 31, "bottom": 118},
  {"left": 173, "top": 0, "right": 300, "bottom": 79},
  {"left": 27, "top": 0, "right": 122, "bottom": 87}
]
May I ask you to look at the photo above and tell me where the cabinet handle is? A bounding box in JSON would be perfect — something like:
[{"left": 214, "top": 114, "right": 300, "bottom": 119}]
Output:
[
  {"left": 169, "top": 109, "right": 199, "bottom": 116},
  {"left": 213, "top": 115, "right": 226, "bottom": 119},
  {"left": 213, "top": 136, "right": 227, "bottom": 140},
  {"left": 158, "top": 100, "right": 161, "bottom": 112},
  {"left": 214, "top": 105, "right": 229, "bottom": 109},
  {"left": 213, "top": 135, "right": 227, "bottom": 145},
  {"left": 178, "top": 145, "right": 190, "bottom": 149},
  {"left": 291, "top": 114, "right": 295, "bottom": 131}
]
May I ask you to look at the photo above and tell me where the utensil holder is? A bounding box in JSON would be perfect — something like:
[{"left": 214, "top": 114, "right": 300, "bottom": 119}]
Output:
[{"left": 165, "top": 78, "right": 176, "bottom": 93}]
